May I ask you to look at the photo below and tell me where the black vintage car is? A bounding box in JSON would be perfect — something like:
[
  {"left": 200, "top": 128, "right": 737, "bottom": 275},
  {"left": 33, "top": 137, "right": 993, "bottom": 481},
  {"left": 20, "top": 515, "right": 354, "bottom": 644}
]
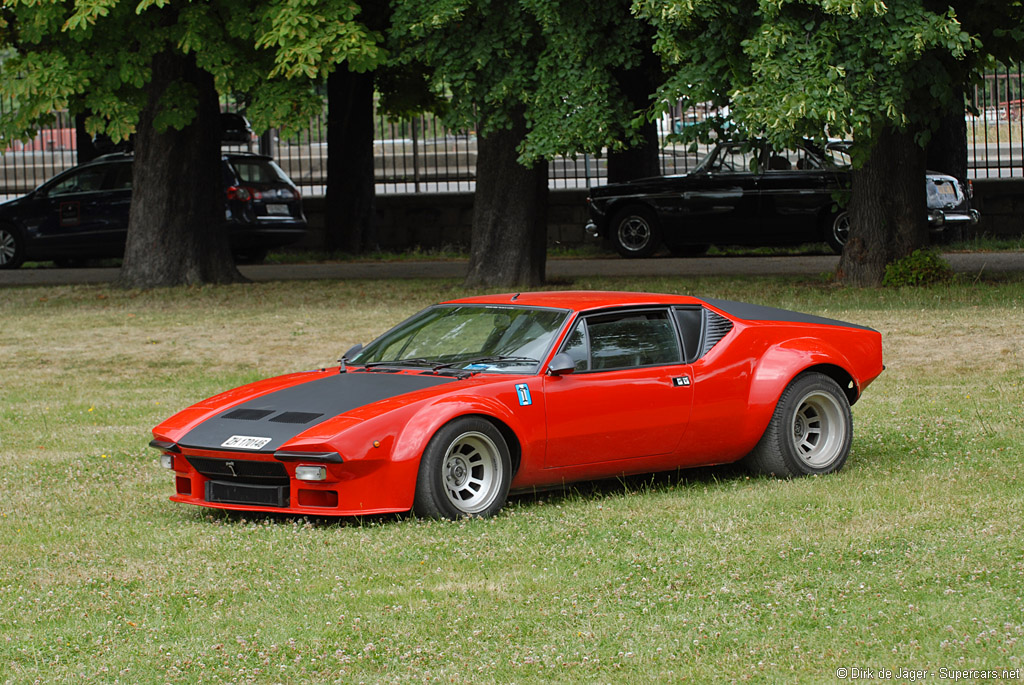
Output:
[
  {"left": 0, "top": 152, "right": 307, "bottom": 269},
  {"left": 586, "top": 141, "right": 980, "bottom": 258}
]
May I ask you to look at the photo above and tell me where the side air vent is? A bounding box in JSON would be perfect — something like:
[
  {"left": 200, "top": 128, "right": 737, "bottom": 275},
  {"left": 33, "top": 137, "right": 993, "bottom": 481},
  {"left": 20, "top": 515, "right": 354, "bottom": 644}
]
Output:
[
  {"left": 223, "top": 408, "right": 275, "bottom": 421},
  {"left": 270, "top": 411, "right": 324, "bottom": 425},
  {"left": 701, "top": 310, "right": 734, "bottom": 358}
]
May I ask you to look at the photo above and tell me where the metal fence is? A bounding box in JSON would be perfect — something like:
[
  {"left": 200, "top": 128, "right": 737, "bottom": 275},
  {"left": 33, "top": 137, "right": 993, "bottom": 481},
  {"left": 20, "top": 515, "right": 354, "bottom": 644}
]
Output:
[{"left": 4, "top": 65, "right": 1024, "bottom": 197}]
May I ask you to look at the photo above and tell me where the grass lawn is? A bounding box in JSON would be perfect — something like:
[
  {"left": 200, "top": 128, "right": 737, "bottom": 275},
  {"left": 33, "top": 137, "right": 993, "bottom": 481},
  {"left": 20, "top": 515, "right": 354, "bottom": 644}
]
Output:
[{"left": 1, "top": 275, "right": 1022, "bottom": 683}]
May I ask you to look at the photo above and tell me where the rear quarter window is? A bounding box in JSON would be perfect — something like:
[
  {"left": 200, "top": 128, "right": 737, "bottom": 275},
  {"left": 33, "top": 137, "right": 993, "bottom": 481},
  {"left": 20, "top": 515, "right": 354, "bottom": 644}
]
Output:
[{"left": 228, "top": 159, "right": 288, "bottom": 184}]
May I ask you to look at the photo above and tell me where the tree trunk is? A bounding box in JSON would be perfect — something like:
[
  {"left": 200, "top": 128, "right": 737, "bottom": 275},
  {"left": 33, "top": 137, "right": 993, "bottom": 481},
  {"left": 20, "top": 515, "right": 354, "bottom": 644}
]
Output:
[
  {"left": 926, "top": 88, "right": 968, "bottom": 182},
  {"left": 838, "top": 127, "right": 929, "bottom": 287},
  {"left": 607, "top": 119, "right": 659, "bottom": 183},
  {"left": 117, "top": 51, "right": 242, "bottom": 288},
  {"left": 326, "top": 68, "right": 377, "bottom": 253},
  {"left": 464, "top": 109, "right": 548, "bottom": 288},
  {"left": 607, "top": 46, "right": 661, "bottom": 183}
]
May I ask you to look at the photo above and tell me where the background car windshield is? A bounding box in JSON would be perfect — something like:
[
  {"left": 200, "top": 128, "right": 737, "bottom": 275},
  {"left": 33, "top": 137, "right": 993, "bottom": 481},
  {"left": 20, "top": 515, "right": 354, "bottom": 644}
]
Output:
[{"left": 350, "top": 305, "right": 569, "bottom": 373}]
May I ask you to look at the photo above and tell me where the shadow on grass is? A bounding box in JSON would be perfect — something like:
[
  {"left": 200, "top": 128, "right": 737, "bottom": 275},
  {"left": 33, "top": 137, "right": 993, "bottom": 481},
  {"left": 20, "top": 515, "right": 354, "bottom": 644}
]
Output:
[{"left": 185, "top": 461, "right": 754, "bottom": 529}]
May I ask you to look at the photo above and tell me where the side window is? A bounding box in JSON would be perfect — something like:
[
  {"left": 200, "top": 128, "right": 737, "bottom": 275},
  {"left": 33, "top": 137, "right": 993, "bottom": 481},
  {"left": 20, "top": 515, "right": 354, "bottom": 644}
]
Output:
[
  {"left": 710, "top": 145, "right": 759, "bottom": 174},
  {"left": 561, "top": 310, "right": 682, "bottom": 371},
  {"left": 673, "top": 307, "right": 703, "bottom": 363},
  {"left": 46, "top": 167, "right": 110, "bottom": 197},
  {"left": 561, "top": 321, "right": 590, "bottom": 371}
]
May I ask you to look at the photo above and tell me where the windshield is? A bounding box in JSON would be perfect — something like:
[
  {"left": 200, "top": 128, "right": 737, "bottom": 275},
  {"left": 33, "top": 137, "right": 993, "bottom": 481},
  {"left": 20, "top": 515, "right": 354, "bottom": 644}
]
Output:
[{"left": 349, "top": 304, "right": 571, "bottom": 374}]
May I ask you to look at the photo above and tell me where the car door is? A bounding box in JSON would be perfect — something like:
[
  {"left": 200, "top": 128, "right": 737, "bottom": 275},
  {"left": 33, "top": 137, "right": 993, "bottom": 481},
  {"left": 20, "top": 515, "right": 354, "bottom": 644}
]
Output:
[
  {"left": 32, "top": 162, "right": 128, "bottom": 256},
  {"left": 757, "top": 144, "right": 843, "bottom": 243},
  {"left": 675, "top": 142, "right": 763, "bottom": 242},
  {"left": 542, "top": 308, "right": 693, "bottom": 468}
]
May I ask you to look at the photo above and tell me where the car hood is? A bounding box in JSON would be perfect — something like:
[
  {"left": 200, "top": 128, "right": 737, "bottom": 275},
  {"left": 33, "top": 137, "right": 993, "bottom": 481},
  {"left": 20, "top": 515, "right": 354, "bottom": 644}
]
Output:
[{"left": 176, "top": 371, "right": 458, "bottom": 452}]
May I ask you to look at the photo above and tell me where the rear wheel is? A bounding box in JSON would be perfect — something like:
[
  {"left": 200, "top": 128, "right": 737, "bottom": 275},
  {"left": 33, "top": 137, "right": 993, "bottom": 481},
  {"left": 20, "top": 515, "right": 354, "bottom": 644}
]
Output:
[
  {"left": 0, "top": 225, "right": 25, "bottom": 269},
  {"left": 611, "top": 206, "right": 661, "bottom": 258},
  {"left": 743, "top": 372, "right": 852, "bottom": 478},
  {"left": 825, "top": 211, "right": 849, "bottom": 254},
  {"left": 413, "top": 417, "right": 511, "bottom": 519}
]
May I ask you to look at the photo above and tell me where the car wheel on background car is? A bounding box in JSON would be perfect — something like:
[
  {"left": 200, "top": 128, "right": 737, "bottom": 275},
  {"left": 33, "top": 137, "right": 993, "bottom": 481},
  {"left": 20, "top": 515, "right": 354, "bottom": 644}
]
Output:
[
  {"left": 742, "top": 372, "right": 852, "bottom": 478},
  {"left": 825, "top": 210, "right": 849, "bottom": 254},
  {"left": 413, "top": 417, "right": 512, "bottom": 519},
  {"left": 0, "top": 225, "right": 25, "bottom": 269},
  {"left": 610, "top": 206, "right": 661, "bottom": 258}
]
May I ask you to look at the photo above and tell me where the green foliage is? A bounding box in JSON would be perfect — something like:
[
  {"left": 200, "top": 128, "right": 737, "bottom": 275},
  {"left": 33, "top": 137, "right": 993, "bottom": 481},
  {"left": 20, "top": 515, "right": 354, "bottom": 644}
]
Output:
[
  {"left": 388, "top": 0, "right": 658, "bottom": 162},
  {"left": 882, "top": 249, "right": 954, "bottom": 287},
  {"left": 0, "top": 0, "right": 384, "bottom": 144},
  {"left": 635, "top": 0, "right": 1011, "bottom": 157}
]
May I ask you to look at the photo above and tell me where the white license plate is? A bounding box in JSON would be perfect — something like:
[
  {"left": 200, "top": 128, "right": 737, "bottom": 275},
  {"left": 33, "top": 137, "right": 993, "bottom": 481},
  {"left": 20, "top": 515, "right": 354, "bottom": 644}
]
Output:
[
  {"left": 221, "top": 435, "right": 272, "bottom": 450},
  {"left": 266, "top": 204, "right": 290, "bottom": 216}
]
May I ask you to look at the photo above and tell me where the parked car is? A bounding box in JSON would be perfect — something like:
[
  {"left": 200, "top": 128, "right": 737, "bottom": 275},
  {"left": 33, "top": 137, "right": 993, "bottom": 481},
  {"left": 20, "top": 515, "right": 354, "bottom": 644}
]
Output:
[
  {"left": 151, "top": 291, "right": 884, "bottom": 519},
  {"left": 586, "top": 140, "right": 980, "bottom": 258},
  {"left": 0, "top": 152, "right": 306, "bottom": 269}
]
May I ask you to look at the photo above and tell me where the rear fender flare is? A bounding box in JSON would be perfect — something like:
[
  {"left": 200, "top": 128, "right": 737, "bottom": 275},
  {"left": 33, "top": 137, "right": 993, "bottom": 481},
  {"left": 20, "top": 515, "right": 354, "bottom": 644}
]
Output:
[{"left": 745, "top": 339, "right": 857, "bottom": 439}]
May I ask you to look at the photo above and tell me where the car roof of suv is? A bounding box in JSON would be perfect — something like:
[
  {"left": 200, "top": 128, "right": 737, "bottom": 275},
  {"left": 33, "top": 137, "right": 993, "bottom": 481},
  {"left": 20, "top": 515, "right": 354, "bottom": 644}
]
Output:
[{"left": 89, "top": 151, "right": 276, "bottom": 164}]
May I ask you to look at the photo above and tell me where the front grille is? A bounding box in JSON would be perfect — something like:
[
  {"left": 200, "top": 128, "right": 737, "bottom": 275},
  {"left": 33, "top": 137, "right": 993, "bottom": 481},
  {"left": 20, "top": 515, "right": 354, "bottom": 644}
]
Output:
[
  {"left": 186, "top": 456, "right": 289, "bottom": 485},
  {"left": 206, "top": 480, "right": 289, "bottom": 508}
]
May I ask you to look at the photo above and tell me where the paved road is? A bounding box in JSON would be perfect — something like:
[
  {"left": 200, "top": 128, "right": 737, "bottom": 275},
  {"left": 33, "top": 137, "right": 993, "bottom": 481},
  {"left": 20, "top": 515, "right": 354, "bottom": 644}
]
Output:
[{"left": 2, "top": 252, "right": 1022, "bottom": 287}]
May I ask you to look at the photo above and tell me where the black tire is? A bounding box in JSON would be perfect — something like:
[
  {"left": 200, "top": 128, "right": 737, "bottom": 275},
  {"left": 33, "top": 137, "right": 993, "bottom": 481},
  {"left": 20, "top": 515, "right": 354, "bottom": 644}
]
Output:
[
  {"left": 610, "top": 206, "right": 661, "bottom": 258},
  {"left": 413, "top": 417, "right": 512, "bottom": 519},
  {"left": 825, "top": 210, "right": 849, "bottom": 254},
  {"left": 0, "top": 225, "right": 25, "bottom": 270},
  {"left": 743, "top": 372, "right": 852, "bottom": 478}
]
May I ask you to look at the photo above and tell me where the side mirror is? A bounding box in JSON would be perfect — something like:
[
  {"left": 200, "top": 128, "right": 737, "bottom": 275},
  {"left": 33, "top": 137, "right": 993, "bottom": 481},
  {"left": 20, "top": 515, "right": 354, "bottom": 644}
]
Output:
[{"left": 546, "top": 352, "right": 576, "bottom": 376}]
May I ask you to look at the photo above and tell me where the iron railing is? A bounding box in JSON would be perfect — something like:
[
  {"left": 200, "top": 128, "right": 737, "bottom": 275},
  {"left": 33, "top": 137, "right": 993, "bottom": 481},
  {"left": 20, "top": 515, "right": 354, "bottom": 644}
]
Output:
[{"left": 3, "top": 65, "right": 1024, "bottom": 197}]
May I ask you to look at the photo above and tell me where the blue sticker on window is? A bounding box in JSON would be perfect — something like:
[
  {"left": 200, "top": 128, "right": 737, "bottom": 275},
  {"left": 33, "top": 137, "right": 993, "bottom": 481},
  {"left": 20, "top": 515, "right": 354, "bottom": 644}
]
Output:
[{"left": 515, "top": 383, "right": 532, "bottom": 406}]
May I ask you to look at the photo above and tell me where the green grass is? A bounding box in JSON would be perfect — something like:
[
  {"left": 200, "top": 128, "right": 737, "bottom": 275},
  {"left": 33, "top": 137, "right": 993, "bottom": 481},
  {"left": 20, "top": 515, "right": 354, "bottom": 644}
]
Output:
[{"left": 2, "top": 276, "right": 1023, "bottom": 682}]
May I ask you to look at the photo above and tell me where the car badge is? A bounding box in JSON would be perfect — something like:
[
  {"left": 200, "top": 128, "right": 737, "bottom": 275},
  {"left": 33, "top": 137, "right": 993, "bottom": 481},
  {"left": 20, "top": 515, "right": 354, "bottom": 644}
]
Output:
[
  {"left": 225, "top": 461, "right": 238, "bottom": 477},
  {"left": 515, "top": 383, "right": 532, "bottom": 406}
]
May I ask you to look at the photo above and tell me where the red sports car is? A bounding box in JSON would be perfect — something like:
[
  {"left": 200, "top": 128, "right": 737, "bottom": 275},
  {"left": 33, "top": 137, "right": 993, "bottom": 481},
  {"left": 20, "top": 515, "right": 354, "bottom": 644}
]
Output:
[{"left": 151, "top": 291, "right": 883, "bottom": 519}]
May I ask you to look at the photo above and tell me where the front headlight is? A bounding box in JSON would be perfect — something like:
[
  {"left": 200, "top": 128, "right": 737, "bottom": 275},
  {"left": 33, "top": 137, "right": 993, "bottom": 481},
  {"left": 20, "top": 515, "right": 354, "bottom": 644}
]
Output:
[{"left": 295, "top": 465, "right": 327, "bottom": 481}]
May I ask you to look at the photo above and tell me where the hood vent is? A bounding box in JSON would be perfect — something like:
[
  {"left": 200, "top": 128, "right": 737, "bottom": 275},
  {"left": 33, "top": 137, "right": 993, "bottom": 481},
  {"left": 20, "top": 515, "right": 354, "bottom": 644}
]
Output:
[
  {"left": 270, "top": 411, "right": 324, "bottom": 424},
  {"left": 223, "top": 408, "right": 274, "bottom": 421}
]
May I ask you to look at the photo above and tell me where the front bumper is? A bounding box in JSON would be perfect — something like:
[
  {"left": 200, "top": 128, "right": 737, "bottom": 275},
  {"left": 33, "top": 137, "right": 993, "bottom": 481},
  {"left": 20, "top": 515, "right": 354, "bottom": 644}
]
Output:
[{"left": 157, "top": 446, "right": 414, "bottom": 517}]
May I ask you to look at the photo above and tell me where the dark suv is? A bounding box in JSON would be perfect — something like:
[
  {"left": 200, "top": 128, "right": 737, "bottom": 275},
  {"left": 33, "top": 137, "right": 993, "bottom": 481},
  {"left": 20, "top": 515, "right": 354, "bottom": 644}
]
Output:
[{"left": 0, "top": 152, "right": 306, "bottom": 269}]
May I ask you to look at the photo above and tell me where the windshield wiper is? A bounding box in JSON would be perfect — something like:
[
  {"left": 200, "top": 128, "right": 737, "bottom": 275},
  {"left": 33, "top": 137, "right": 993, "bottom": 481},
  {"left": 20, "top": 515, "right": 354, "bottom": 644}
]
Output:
[
  {"left": 364, "top": 357, "right": 437, "bottom": 368},
  {"left": 432, "top": 355, "right": 539, "bottom": 371}
]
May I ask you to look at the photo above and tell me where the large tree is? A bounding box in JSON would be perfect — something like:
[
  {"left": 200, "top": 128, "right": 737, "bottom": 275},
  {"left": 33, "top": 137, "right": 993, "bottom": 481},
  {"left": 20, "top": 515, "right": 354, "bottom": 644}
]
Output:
[
  {"left": 390, "top": 0, "right": 662, "bottom": 287},
  {"left": 0, "top": 0, "right": 381, "bottom": 286},
  {"left": 637, "top": 0, "right": 1021, "bottom": 286}
]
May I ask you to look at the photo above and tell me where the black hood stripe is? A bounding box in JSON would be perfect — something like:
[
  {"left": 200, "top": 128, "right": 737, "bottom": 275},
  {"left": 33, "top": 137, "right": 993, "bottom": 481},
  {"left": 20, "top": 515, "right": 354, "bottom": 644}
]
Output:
[{"left": 178, "top": 372, "right": 455, "bottom": 452}]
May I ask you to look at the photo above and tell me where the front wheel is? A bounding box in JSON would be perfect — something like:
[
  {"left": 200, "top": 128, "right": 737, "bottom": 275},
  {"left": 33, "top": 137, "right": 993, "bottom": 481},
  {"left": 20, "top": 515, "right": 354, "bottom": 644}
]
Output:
[
  {"left": 0, "top": 225, "right": 25, "bottom": 269},
  {"left": 413, "top": 417, "right": 512, "bottom": 519},
  {"left": 743, "top": 372, "right": 852, "bottom": 478},
  {"left": 610, "top": 207, "right": 661, "bottom": 258}
]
